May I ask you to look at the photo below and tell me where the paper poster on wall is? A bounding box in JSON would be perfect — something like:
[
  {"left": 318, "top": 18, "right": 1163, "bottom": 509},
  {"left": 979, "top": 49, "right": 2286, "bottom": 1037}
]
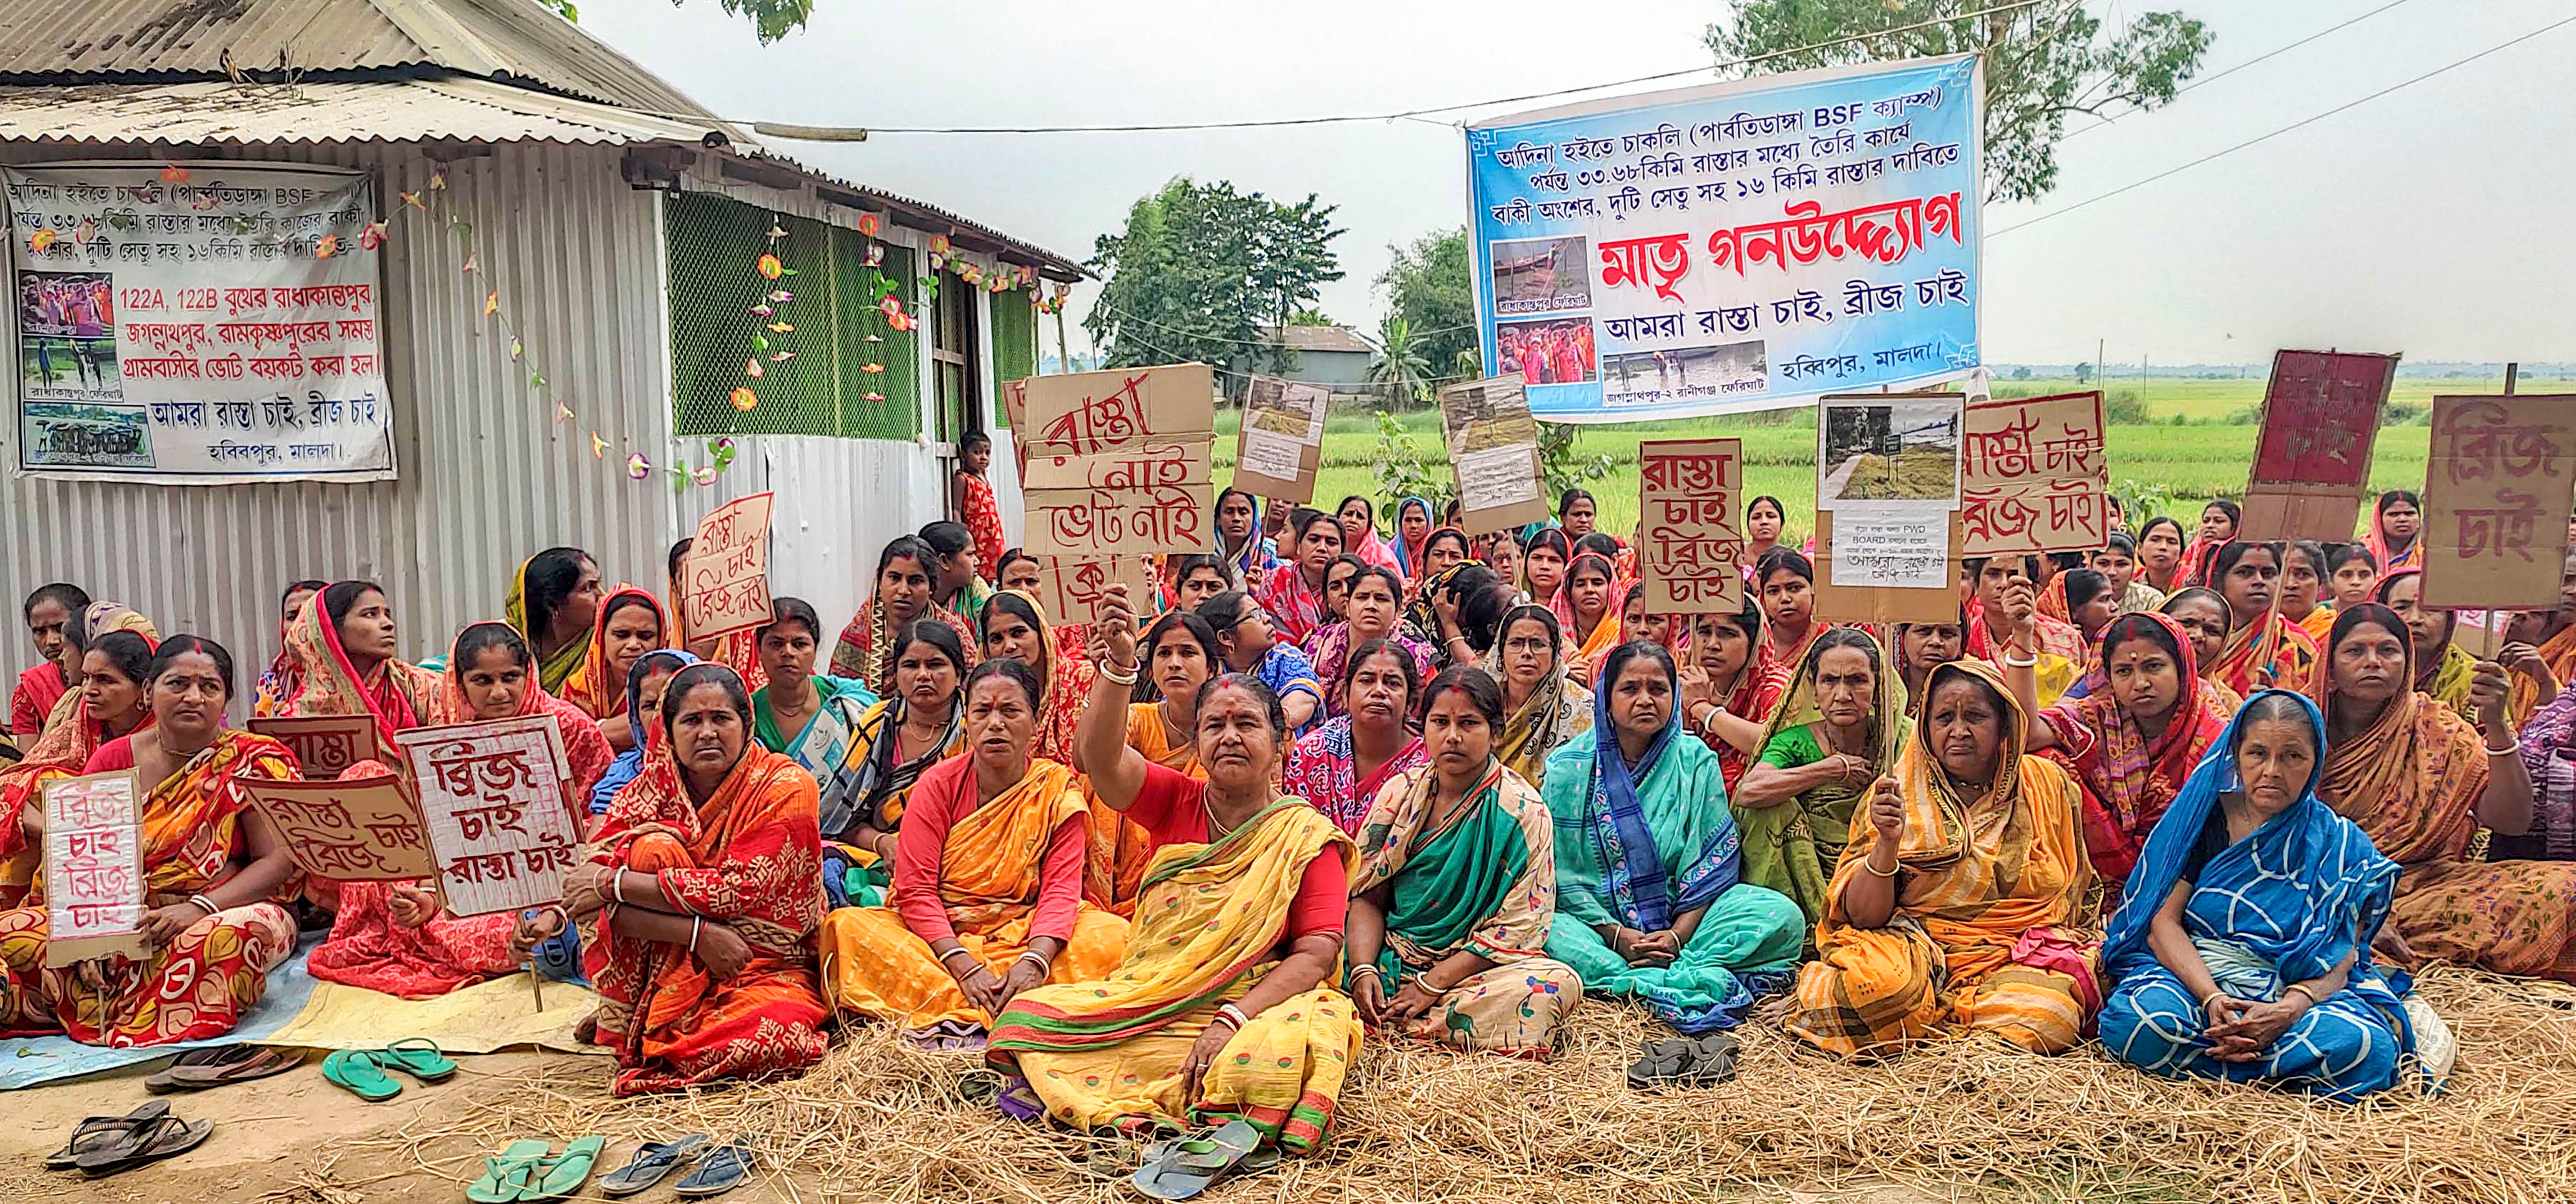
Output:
[
  {"left": 395, "top": 714, "right": 582, "bottom": 918},
  {"left": 679, "top": 491, "right": 775, "bottom": 641},
  {"left": 2421, "top": 395, "right": 2576, "bottom": 610},
  {"left": 1959, "top": 390, "right": 2107, "bottom": 556},
  {"left": 41, "top": 770, "right": 147, "bottom": 968},
  {"left": 1638, "top": 438, "right": 1745, "bottom": 611},
  {"left": 1466, "top": 54, "right": 1983, "bottom": 422},
  {"left": 248, "top": 713, "right": 381, "bottom": 780},
  {"left": 3, "top": 163, "right": 397, "bottom": 483},
  {"left": 240, "top": 771, "right": 437, "bottom": 882},
  {"left": 2239, "top": 349, "right": 2399, "bottom": 539}
]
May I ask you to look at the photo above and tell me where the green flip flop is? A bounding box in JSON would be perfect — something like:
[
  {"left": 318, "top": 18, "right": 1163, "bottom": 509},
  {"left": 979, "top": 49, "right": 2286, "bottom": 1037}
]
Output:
[
  {"left": 465, "top": 1140, "right": 551, "bottom": 1203},
  {"left": 522, "top": 1136, "right": 606, "bottom": 1202},
  {"left": 376, "top": 1038, "right": 458, "bottom": 1082},
  {"left": 321, "top": 1050, "right": 402, "bottom": 1102}
]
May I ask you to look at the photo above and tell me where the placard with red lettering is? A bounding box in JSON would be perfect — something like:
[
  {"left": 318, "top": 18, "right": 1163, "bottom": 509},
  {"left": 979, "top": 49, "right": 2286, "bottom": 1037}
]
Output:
[
  {"left": 42, "top": 770, "right": 148, "bottom": 968},
  {"left": 1022, "top": 363, "right": 1216, "bottom": 557},
  {"left": 395, "top": 714, "right": 582, "bottom": 918},
  {"left": 249, "top": 714, "right": 381, "bottom": 780},
  {"left": 2422, "top": 395, "right": 2576, "bottom": 610},
  {"left": 680, "top": 491, "right": 775, "bottom": 641},
  {"left": 2240, "top": 349, "right": 2399, "bottom": 539},
  {"left": 1959, "top": 390, "right": 2106, "bottom": 556},
  {"left": 1034, "top": 555, "right": 1156, "bottom": 624},
  {"left": 1639, "top": 438, "right": 1745, "bottom": 611},
  {"left": 3, "top": 163, "right": 396, "bottom": 484},
  {"left": 1018, "top": 364, "right": 1216, "bottom": 462},
  {"left": 240, "top": 771, "right": 437, "bottom": 882}
]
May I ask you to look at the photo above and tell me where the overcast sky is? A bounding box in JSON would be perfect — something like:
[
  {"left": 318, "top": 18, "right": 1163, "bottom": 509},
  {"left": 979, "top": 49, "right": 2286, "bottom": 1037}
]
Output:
[{"left": 575, "top": 0, "right": 2575, "bottom": 366}]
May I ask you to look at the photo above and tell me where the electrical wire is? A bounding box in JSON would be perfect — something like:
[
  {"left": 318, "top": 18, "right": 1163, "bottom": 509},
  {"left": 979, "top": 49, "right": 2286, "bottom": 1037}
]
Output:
[{"left": 2058, "top": 0, "right": 2421, "bottom": 140}]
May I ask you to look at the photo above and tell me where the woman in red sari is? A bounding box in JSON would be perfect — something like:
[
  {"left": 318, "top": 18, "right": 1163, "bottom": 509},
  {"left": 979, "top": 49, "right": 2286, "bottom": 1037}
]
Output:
[
  {"left": 2204, "top": 542, "right": 2321, "bottom": 697},
  {"left": 1677, "top": 593, "right": 1792, "bottom": 792},
  {"left": 0, "top": 605, "right": 159, "bottom": 905},
  {"left": 565, "top": 663, "right": 828, "bottom": 1094},
  {"left": 1282, "top": 639, "right": 1426, "bottom": 835},
  {"left": 0, "top": 636, "right": 303, "bottom": 1046},
  {"left": 977, "top": 590, "right": 1094, "bottom": 767},
  {"left": 269, "top": 581, "right": 440, "bottom": 752},
  {"left": 10, "top": 582, "right": 86, "bottom": 742},
  {"left": 308, "top": 623, "right": 612, "bottom": 998},
  {"left": 1753, "top": 547, "right": 1825, "bottom": 676}
]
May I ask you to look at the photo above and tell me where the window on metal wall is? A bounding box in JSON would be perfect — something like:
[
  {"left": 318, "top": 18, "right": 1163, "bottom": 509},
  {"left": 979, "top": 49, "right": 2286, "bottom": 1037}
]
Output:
[{"left": 930, "top": 274, "right": 982, "bottom": 449}]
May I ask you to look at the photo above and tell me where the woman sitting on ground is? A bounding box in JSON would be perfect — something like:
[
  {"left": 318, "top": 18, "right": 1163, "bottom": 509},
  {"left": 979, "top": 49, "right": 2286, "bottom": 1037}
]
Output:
[
  {"left": 2160, "top": 587, "right": 2247, "bottom": 714},
  {"left": 269, "top": 581, "right": 441, "bottom": 756},
  {"left": 665, "top": 537, "right": 764, "bottom": 692},
  {"left": 566, "top": 663, "right": 829, "bottom": 1094},
  {"left": 994, "top": 585, "right": 1356, "bottom": 1155},
  {"left": 1890, "top": 618, "right": 1966, "bottom": 715},
  {"left": 562, "top": 587, "right": 668, "bottom": 739},
  {"left": 1542, "top": 641, "right": 1805, "bottom": 1033},
  {"left": 1349, "top": 666, "right": 1580, "bottom": 1055},
  {"left": 1199, "top": 590, "right": 1324, "bottom": 736},
  {"left": 250, "top": 580, "right": 322, "bottom": 720},
  {"left": 1254, "top": 509, "right": 1344, "bottom": 649},
  {"left": 979, "top": 590, "right": 1096, "bottom": 768},
  {"left": 2207, "top": 542, "right": 2321, "bottom": 697},
  {"left": 1785, "top": 661, "right": 2096, "bottom": 1056},
  {"left": 2312, "top": 604, "right": 2576, "bottom": 981},
  {"left": 1081, "top": 612, "right": 1219, "bottom": 914},
  {"left": 1752, "top": 548, "right": 1824, "bottom": 676},
  {"left": 0, "top": 609, "right": 159, "bottom": 899},
  {"left": 749, "top": 598, "right": 879, "bottom": 804},
  {"left": 824, "top": 621, "right": 968, "bottom": 909},
  {"left": 1733, "top": 629, "right": 1908, "bottom": 929},
  {"left": 507, "top": 547, "right": 605, "bottom": 695},
  {"left": 10, "top": 582, "right": 87, "bottom": 743},
  {"left": 2376, "top": 567, "right": 2556, "bottom": 727},
  {"left": 309, "top": 623, "right": 609, "bottom": 997},
  {"left": 0, "top": 637, "right": 303, "bottom": 1046},
  {"left": 2276, "top": 541, "right": 2336, "bottom": 645},
  {"left": 2098, "top": 690, "right": 2446, "bottom": 1101},
  {"left": 1485, "top": 604, "right": 1593, "bottom": 791},
  {"left": 1556, "top": 552, "right": 1623, "bottom": 684},
  {"left": 1676, "top": 595, "right": 1791, "bottom": 792},
  {"left": 1523, "top": 529, "right": 1572, "bottom": 619},
  {"left": 831, "top": 535, "right": 979, "bottom": 697},
  {"left": 591, "top": 651, "right": 695, "bottom": 816},
  {"left": 822, "top": 659, "right": 1130, "bottom": 1045},
  {"left": 2325, "top": 543, "right": 2380, "bottom": 613},
  {"left": 1282, "top": 638, "right": 1427, "bottom": 835},
  {"left": 1306, "top": 567, "right": 1434, "bottom": 719}
]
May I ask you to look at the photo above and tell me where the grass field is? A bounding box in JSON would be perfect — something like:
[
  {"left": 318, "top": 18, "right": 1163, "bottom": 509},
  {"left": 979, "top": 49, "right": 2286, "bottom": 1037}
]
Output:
[{"left": 1212, "top": 373, "right": 2571, "bottom": 538}]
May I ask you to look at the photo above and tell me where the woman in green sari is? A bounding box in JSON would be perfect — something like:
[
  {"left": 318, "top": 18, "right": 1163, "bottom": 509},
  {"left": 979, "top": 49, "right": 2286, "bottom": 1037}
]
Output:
[
  {"left": 1732, "top": 627, "right": 1909, "bottom": 928},
  {"left": 1348, "top": 666, "right": 1580, "bottom": 1057},
  {"left": 748, "top": 597, "right": 879, "bottom": 801},
  {"left": 820, "top": 621, "right": 965, "bottom": 909},
  {"left": 1542, "top": 640, "right": 1804, "bottom": 1032},
  {"left": 506, "top": 546, "right": 604, "bottom": 692}
]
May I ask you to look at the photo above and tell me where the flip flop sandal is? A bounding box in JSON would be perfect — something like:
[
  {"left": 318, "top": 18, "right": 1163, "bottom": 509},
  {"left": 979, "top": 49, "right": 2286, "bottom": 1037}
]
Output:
[
  {"left": 1626, "top": 1038, "right": 1693, "bottom": 1091},
  {"left": 1130, "top": 1120, "right": 1262, "bottom": 1201},
  {"left": 321, "top": 1050, "right": 403, "bottom": 1102},
  {"left": 376, "top": 1038, "right": 459, "bottom": 1082},
  {"left": 164, "top": 1046, "right": 305, "bottom": 1091},
  {"left": 144, "top": 1047, "right": 245, "bottom": 1094},
  {"left": 672, "top": 1139, "right": 754, "bottom": 1198},
  {"left": 995, "top": 1076, "right": 1045, "bottom": 1123},
  {"left": 1679, "top": 1032, "right": 1741, "bottom": 1089},
  {"left": 522, "top": 1136, "right": 606, "bottom": 1202},
  {"left": 46, "top": 1101, "right": 169, "bottom": 1171},
  {"left": 76, "top": 1113, "right": 214, "bottom": 1178},
  {"left": 599, "top": 1134, "right": 711, "bottom": 1198},
  {"left": 465, "top": 1140, "right": 552, "bottom": 1203}
]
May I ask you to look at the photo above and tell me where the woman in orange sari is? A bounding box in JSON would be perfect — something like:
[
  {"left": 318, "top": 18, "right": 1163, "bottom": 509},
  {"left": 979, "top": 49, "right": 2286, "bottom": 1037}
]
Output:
[
  {"left": 2278, "top": 541, "right": 2337, "bottom": 644},
  {"left": 2361, "top": 490, "right": 2423, "bottom": 575},
  {"left": 0, "top": 636, "right": 303, "bottom": 1046},
  {"left": 1557, "top": 552, "right": 1623, "bottom": 684},
  {"left": 0, "top": 605, "right": 159, "bottom": 905},
  {"left": 2204, "top": 543, "right": 2320, "bottom": 698},
  {"left": 269, "top": 581, "right": 440, "bottom": 753},
  {"left": 977, "top": 591, "right": 1093, "bottom": 767},
  {"left": 2506, "top": 550, "right": 2576, "bottom": 721},
  {"left": 565, "top": 663, "right": 828, "bottom": 1094},
  {"left": 2312, "top": 604, "right": 2576, "bottom": 981},
  {"left": 1080, "top": 612, "right": 1217, "bottom": 914},
  {"left": 561, "top": 587, "right": 669, "bottom": 738},
  {"left": 2177, "top": 500, "right": 2240, "bottom": 589}
]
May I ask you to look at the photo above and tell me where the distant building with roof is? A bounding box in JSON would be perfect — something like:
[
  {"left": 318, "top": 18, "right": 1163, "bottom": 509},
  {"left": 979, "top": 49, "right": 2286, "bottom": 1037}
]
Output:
[{"left": 1232, "top": 324, "right": 1374, "bottom": 393}]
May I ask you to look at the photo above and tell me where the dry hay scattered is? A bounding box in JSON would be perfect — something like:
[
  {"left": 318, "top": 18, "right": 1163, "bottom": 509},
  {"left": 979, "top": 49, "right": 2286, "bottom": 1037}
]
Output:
[{"left": 345, "top": 965, "right": 2576, "bottom": 1204}]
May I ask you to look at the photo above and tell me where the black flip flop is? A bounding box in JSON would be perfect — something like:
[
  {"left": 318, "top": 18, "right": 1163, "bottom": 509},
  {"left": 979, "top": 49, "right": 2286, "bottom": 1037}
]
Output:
[
  {"left": 45, "top": 1102, "right": 169, "bottom": 1171},
  {"left": 1679, "top": 1032, "right": 1741, "bottom": 1088},
  {"left": 600, "top": 1134, "right": 711, "bottom": 1198},
  {"left": 75, "top": 1113, "right": 214, "bottom": 1177},
  {"left": 144, "top": 1047, "right": 244, "bottom": 1094},
  {"left": 1626, "top": 1038, "right": 1692, "bottom": 1090}
]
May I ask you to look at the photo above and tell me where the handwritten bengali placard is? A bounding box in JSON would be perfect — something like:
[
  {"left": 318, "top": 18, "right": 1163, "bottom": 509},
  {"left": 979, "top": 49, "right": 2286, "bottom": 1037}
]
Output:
[
  {"left": 1033, "top": 555, "right": 1155, "bottom": 624},
  {"left": 249, "top": 713, "right": 381, "bottom": 780},
  {"left": 3, "top": 164, "right": 396, "bottom": 483},
  {"left": 2240, "top": 349, "right": 2399, "bottom": 539},
  {"left": 680, "top": 491, "right": 775, "bottom": 641},
  {"left": 240, "top": 771, "right": 437, "bottom": 882},
  {"left": 1640, "top": 438, "right": 1746, "bottom": 612},
  {"left": 394, "top": 714, "right": 582, "bottom": 918},
  {"left": 1959, "top": 390, "right": 2105, "bottom": 556},
  {"left": 1022, "top": 363, "right": 1216, "bottom": 557},
  {"left": 42, "top": 770, "right": 148, "bottom": 968},
  {"left": 2422, "top": 395, "right": 2576, "bottom": 610}
]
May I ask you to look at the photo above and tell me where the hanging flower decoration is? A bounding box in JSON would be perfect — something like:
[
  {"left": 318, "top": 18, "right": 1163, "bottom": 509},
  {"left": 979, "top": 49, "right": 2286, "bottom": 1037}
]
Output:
[
  {"left": 482, "top": 290, "right": 499, "bottom": 317},
  {"left": 767, "top": 289, "right": 794, "bottom": 303},
  {"left": 745, "top": 359, "right": 764, "bottom": 378},
  {"left": 314, "top": 234, "right": 340, "bottom": 259},
  {"left": 864, "top": 243, "right": 884, "bottom": 268},
  {"left": 766, "top": 321, "right": 793, "bottom": 334},
  {"left": 626, "top": 453, "right": 651, "bottom": 480},
  {"left": 878, "top": 296, "right": 904, "bottom": 322},
  {"left": 589, "top": 432, "right": 610, "bottom": 458},
  {"left": 429, "top": 169, "right": 448, "bottom": 191},
  {"left": 730, "top": 386, "right": 759, "bottom": 411},
  {"left": 160, "top": 163, "right": 191, "bottom": 184},
  {"left": 757, "top": 254, "right": 785, "bottom": 280},
  {"left": 461, "top": 252, "right": 478, "bottom": 274},
  {"left": 769, "top": 351, "right": 795, "bottom": 362},
  {"left": 767, "top": 223, "right": 787, "bottom": 239},
  {"left": 692, "top": 465, "right": 720, "bottom": 487},
  {"left": 399, "top": 189, "right": 425, "bottom": 211},
  {"left": 709, "top": 437, "right": 738, "bottom": 469},
  {"left": 556, "top": 403, "right": 574, "bottom": 423},
  {"left": 750, "top": 303, "right": 774, "bottom": 318},
  {"left": 863, "top": 391, "right": 885, "bottom": 402},
  {"left": 861, "top": 363, "right": 884, "bottom": 374},
  {"left": 857, "top": 212, "right": 882, "bottom": 237},
  {"left": 358, "top": 220, "right": 390, "bottom": 251},
  {"left": 928, "top": 233, "right": 951, "bottom": 256},
  {"left": 26, "top": 229, "right": 56, "bottom": 253},
  {"left": 508, "top": 337, "right": 524, "bottom": 362}
]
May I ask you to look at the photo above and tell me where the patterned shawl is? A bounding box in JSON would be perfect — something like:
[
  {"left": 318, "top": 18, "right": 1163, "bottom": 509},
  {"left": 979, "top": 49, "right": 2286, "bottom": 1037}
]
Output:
[
  {"left": 1282, "top": 715, "right": 1427, "bottom": 836},
  {"left": 2518, "top": 685, "right": 2576, "bottom": 861},
  {"left": 1306, "top": 622, "right": 1436, "bottom": 720},
  {"left": 830, "top": 694, "right": 965, "bottom": 841},
  {"left": 1352, "top": 758, "right": 1554, "bottom": 974},
  {"left": 506, "top": 557, "right": 591, "bottom": 693},
  {"left": 2512, "top": 618, "right": 2576, "bottom": 723},
  {"left": 270, "top": 589, "right": 438, "bottom": 750},
  {"left": 1485, "top": 633, "right": 1593, "bottom": 790},
  {"left": 2309, "top": 621, "right": 2488, "bottom": 867},
  {"left": 562, "top": 586, "right": 667, "bottom": 721},
  {"left": 1756, "top": 631, "right": 1909, "bottom": 826},
  {"left": 1567, "top": 675, "right": 1740, "bottom": 932},
  {"left": 1255, "top": 560, "right": 1329, "bottom": 649},
  {"left": 2045, "top": 612, "right": 2234, "bottom": 887},
  {"left": 1388, "top": 497, "right": 1433, "bottom": 581},
  {"left": 2209, "top": 608, "right": 2321, "bottom": 699}
]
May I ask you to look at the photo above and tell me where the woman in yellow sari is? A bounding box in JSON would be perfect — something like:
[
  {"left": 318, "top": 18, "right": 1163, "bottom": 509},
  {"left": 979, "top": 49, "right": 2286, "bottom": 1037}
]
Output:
[
  {"left": 2204, "top": 543, "right": 2320, "bottom": 697},
  {"left": 0, "top": 636, "right": 303, "bottom": 1046},
  {"left": 1485, "top": 603, "right": 1592, "bottom": 791},
  {"left": 1785, "top": 661, "right": 2097, "bottom": 1056},
  {"left": 0, "top": 605, "right": 159, "bottom": 902},
  {"left": 506, "top": 547, "right": 605, "bottom": 694},
  {"left": 2377, "top": 567, "right": 2557, "bottom": 727},
  {"left": 822, "top": 621, "right": 967, "bottom": 909},
  {"left": 822, "top": 660, "right": 1129, "bottom": 1044},
  {"left": 2278, "top": 541, "right": 2337, "bottom": 644},
  {"left": 994, "top": 584, "right": 1356, "bottom": 1155},
  {"left": 1732, "top": 629, "right": 1909, "bottom": 929}
]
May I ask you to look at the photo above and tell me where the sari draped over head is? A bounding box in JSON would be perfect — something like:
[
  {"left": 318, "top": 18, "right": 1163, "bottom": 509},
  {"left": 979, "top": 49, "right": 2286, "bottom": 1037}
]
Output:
[
  {"left": 270, "top": 590, "right": 438, "bottom": 751},
  {"left": 826, "top": 597, "right": 979, "bottom": 698},
  {"left": 591, "top": 650, "right": 699, "bottom": 815},
  {"left": 2514, "top": 620, "right": 2576, "bottom": 724},
  {"left": 2042, "top": 612, "right": 2234, "bottom": 891},
  {"left": 1255, "top": 561, "right": 1329, "bottom": 649},
  {"left": 823, "top": 757, "right": 1129, "bottom": 1030},
  {"left": 829, "top": 695, "right": 965, "bottom": 843},
  {"left": 0, "top": 604, "right": 160, "bottom": 870},
  {"left": 1215, "top": 498, "right": 1275, "bottom": 589},
  {"left": 1787, "top": 661, "right": 2097, "bottom": 1057},
  {"left": 990, "top": 800, "right": 1360, "bottom": 1155},
  {"left": 429, "top": 621, "right": 616, "bottom": 796},
  {"left": 562, "top": 587, "right": 667, "bottom": 721},
  {"left": 1282, "top": 716, "right": 1427, "bottom": 836},
  {"left": 2208, "top": 606, "right": 2321, "bottom": 699},
  {"left": 1739, "top": 637, "right": 1910, "bottom": 928},
  {"left": 1555, "top": 553, "right": 1623, "bottom": 670},
  {"left": 2363, "top": 510, "right": 2422, "bottom": 577},
  {"left": 0, "top": 729, "right": 300, "bottom": 1046},
  {"left": 583, "top": 727, "right": 828, "bottom": 1095},
  {"left": 1305, "top": 622, "right": 1435, "bottom": 720},
  {"left": 1351, "top": 760, "right": 1579, "bottom": 1054},
  {"left": 507, "top": 558, "right": 591, "bottom": 694},
  {"left": 1483, "top": 644, "right": 1593, "bottom": 792},
  {"left": 1388, "top": 497, "right": 1433, "bottom": 581},
  {"left": 2097, "top": 690, "right": 2432, "bottom": 1100}
]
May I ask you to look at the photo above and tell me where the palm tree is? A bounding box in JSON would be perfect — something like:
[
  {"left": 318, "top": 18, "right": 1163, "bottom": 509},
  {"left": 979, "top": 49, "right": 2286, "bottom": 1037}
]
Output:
[{"left": 1370, "top": 316, "right": 1432, "bottom": 411}]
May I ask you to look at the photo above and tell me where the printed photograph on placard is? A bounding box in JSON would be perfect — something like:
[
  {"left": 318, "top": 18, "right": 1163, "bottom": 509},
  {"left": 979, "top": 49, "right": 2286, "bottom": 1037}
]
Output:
[
  {"left": 1488, "top": 236, "right": 1592, "bottom": 316},
  {"left": 17, "top": 271, "right": 120, "bottom": 401},
  {"left": 1494, "top": 317, "right": 1597, "bottom": 386},
  {"left": 1602, "top": 341, "right": 1767, "bottom": 410},
  {"left": 1820, "top": 397, "right": 1960, "bottom": 508}
]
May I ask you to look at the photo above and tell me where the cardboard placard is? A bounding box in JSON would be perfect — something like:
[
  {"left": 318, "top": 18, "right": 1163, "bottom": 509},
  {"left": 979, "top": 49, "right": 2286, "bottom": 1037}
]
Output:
[
  {"left": 42, "top": 770, "right": 147, "bottom": 968},
  {"left": 1439, "top": 376, "right": 1550, "bottom": 533},
  {"left": 250, "top": 714, "right": 382, "bottom": 780},
  {"left": 1023, "top": 483, "right": 1214, "bottom": 557},
  {"left": 1959, "top": 391, "right": 2107, "bottom": 556},
  {"left": 1811, "top": 510, "right": 1966, "bottom": 625},
  {"left": 2421, "top": 395, "right": 2576, "bottom": 610},
  {"left": 2240, "top": 349, "right": 2399, "bottom": 539},
  {"left": 240, "top": 771, "right": 437, "bottom": 882},
  {"left": 1019, "top": 364, "right": 1216, "bottom": 461},
  {"left": 1034, "top": 555, "right": 1157, "bottom": 624},
  {"left": 1233, "top": 375, "right": 1329, "bottom": 503},
  {"left": 679, "top": 492, "right": 775, "bottom": 642},
  {"left": 1021, "top": 363, "right": 1216, "bottom": 558},
  {"left": 1022, "top": 441, "right": 1212, "bottom": 492},
  {"left": 395, "top": 714, "right": 583, "bottom": 918},
  {"left": 1638, "top": 438, "right": 1745, "bottom": 612}
]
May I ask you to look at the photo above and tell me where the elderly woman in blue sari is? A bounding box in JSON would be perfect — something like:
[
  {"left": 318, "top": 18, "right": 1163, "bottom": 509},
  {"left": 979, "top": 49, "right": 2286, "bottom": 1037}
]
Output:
[
  {"left": 1541, "top": 640, "right": 1805, "bottom": 1032},
  {"left": 2099, "top": 689, "right": 2452, "bottom": 1100}
]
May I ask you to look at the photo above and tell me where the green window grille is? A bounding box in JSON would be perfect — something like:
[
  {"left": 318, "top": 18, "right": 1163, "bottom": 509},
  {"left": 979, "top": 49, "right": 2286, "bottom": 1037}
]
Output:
[
  {"left": 667, "top": 194, "right": 919, "bottom": 441},
  {"left": 989, "top": 286, "right": 1038, "bottom": 428}
]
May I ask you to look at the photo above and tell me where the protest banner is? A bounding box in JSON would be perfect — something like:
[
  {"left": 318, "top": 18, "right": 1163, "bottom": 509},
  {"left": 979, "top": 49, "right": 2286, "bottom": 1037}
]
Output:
[
  {"left": 250, "top": 713, "right": 380, "bottom": 780},
  {"left": 1019, "top": 363, "right": 1215, "bottom": 461},
  {"left": 679, "top": 491, "right": 775, "bottom": 641},
  {"left": 1465, "top": 55, "right": 1982, "bottom": 422},
  {"left": 4, "top": 164, "right": 396, "bottom": 483},
  {"left": 2421, "top": 395, "right": 2576, "bottom": 611},
  {"left": 240, "top": 771, "right": 437, "bottom": 882},
  {"left": 2239, "top": 349, "right": 2399, "bottom": 539},
  {"left": 1021, "top": 363, "right": 1216, "bottom": 557},
  {"left": 1233, "top": 375, "right": 1328, "bottom": 502},
  {"left": 1033, "top": 555, "right": 1157, "bottom": 624},
  {"left": 1638, "top": 438, "right": 1745, "bottom": 611},
  {"left": 1439, "top": 375, "right": 1550, "bottom": 532},
  {"left": 41, "top": 770, "right": 147, "bottom": 968},
  {"left": 1959, "top": 390, "right": 2107, "bottom": 556},
  {"left": 395, "top": 714, "right": 583, "bottom": 918},
  {"left": 1811, "top": 510, "right": 1964, "bottom": 625}
]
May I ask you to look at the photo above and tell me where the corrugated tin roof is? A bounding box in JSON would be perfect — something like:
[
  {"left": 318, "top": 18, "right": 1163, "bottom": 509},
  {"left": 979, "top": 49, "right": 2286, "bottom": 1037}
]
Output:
[
  {"left": 0, "top": 76, "right": 727, "bottom": 145},
  {"left": 0, "top": 0, "right": 718, "bottom": 118},
  {"left": 1264, "top": 325, "right": 1377, "bottom": 355}
]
